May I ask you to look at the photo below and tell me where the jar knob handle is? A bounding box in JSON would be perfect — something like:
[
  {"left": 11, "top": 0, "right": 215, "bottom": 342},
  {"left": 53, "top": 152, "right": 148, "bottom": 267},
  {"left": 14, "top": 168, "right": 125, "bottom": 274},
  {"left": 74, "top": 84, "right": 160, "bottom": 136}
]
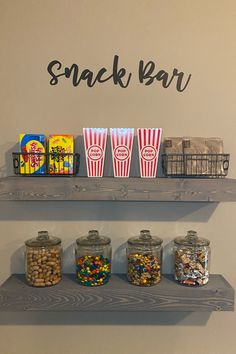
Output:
[
  {"left": 88, "top": 230, "right": 99, "bottom": 240},
  {"left": 186, "top": 230, "right": 198, "bottom": 242},
  {"left": 140, "top": 229, "right": 152, "bottom": 240},
  {"left": 37, "top": 230, "right": 49, "bottom": 241}
]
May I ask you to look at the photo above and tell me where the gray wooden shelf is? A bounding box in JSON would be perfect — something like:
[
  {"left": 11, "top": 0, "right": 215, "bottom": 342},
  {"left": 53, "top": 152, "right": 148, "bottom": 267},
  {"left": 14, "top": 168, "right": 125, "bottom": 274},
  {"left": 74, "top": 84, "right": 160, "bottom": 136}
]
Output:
[
  {"left": 0, "top": 274, "right": 234, "bottom": 312},
  {"left": 1, "top": 176, "right": 236, "bottom": 201}
]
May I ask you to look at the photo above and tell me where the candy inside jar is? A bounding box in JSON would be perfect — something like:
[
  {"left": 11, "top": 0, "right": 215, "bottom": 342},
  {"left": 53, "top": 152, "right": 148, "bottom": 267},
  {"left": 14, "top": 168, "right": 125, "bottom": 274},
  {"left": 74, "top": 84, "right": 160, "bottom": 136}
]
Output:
[
  {"left": 127, "top": 230, "right": 163, "bottom": 286},
  {"left": 174, "top": 230, "right": 210, "bottom": 286},
  {"left": 75, "top": 230, "right": 112, "bottom": 286}
]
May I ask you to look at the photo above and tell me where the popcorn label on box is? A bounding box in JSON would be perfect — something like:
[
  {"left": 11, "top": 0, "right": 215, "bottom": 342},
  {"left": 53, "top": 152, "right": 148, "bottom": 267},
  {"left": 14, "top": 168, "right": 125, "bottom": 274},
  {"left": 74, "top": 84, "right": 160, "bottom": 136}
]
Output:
[
  {"left": 110, "top": 128, "right": 134, "bottom": 177},
  {"left": 83, "top": 128, "right": 108, "bottom": 177},
  {"left": 48, "top": 134, "right": 74, "bottom": 174},
  {"left": 137, "top": 128, "right": 162, "bottom": 178},
  {"left": 19, "top": 134, "right": 46, "bottom": 174}
]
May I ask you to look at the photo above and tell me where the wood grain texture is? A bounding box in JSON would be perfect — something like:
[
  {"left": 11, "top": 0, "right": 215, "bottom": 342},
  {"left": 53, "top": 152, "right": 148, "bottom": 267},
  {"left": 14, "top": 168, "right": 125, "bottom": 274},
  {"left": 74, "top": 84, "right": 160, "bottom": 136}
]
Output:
[
  {"left": 0, "top": 176, "right": 236, "bottom": 201},
  {"left": 0, "top": 274, "right": 234, "bottom": 312}
]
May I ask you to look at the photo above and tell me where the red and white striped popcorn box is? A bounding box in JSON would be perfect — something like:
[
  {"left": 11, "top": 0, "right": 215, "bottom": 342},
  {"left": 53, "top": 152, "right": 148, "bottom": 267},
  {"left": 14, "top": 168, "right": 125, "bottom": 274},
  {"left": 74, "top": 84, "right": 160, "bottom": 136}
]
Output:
[
  {"left": 83, "top": 128, "right": 108, "bottom": 177},
  {"left": 137, "top": 128, "right": 162, "bottom": 178},
  {"left": 110, "top": 128, "right": 134, "bottom": 177}
]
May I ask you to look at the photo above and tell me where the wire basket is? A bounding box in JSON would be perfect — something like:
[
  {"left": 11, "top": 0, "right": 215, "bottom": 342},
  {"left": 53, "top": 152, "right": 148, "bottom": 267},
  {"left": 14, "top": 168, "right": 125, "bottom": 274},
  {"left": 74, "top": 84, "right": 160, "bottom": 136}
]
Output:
[
  {"left": 12, "top": 152, "right": 80, "bottom": 176},
  {"left": 162, "top": 154, "right": 230, "bottom": 178}
]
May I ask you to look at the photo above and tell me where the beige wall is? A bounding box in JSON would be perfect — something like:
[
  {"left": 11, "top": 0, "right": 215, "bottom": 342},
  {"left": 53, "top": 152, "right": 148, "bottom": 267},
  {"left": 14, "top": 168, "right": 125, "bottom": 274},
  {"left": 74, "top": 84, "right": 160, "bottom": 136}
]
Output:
[{"left": 0, "top": 1, "right": 236, "bottom": 353}]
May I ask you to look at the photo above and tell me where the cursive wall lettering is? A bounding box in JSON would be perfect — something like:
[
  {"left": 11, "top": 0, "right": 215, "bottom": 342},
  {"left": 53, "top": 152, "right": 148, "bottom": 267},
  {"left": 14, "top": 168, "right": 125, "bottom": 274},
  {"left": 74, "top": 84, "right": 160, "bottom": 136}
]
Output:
[{"left": 47, "top": 55, "right": 191, "bottom": 92}]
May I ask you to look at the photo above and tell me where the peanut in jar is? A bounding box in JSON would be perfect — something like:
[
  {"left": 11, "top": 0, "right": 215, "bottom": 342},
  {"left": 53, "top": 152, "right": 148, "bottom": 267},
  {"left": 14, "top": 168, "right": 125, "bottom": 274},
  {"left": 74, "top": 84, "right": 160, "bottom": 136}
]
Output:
[{"left": 25, "top": 231, "right": 62, "bottom": 287}]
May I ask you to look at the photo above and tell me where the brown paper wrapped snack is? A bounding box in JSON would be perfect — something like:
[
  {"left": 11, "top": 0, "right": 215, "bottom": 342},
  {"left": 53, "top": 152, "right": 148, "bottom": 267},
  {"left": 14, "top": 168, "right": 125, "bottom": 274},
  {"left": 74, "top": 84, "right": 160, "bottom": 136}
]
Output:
[
  {"left": 183, "top": 137, "right": 209, "bottom": 175},
  {"left": 205, "top": 138, "right": 224, "bottom": 153},
  {"left": 163, "top": 136, "right": 225, "bottom": 176},
  {"left": 163, "top": 137, "right": 184, "bottom": 175},
  {"left": 183, "top": 137, "right": 224, "bottom": 176},
  {"left": 206, "top": 138, "right": 224, "bottom": 175}
]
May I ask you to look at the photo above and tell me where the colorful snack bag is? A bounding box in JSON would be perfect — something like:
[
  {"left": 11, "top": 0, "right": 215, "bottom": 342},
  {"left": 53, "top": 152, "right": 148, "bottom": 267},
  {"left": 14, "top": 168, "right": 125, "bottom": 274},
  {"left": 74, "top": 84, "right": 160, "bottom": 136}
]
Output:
[
  {"left": 19, "top": 134, "right": 46, "bottom": 174},
  {"left": 48, "top": 135, "right": 74, "bottom": 174},
  {"left": 83, "top": 128, "right": 108, "bottom": 177},
  {"left": 110, "top": 128, "right": 134, "bottom": 177},
  {"left": 137, "top": 128, "right": 162, "bottom": 178}
]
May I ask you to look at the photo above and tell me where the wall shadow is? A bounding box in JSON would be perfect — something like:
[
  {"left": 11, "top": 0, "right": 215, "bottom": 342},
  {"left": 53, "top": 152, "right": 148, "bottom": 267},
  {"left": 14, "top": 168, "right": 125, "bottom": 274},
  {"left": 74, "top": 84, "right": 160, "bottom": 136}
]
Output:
[
  {"left": 163, "top": 241, "right": 174, "bottom": 274},
  {"left": 113, "top": 241, "right": 127, "bottom": 273},
  {"left": 0, "top": 310, "right": 211, "bottom": 326},
  {"left": 0, "top": 142, "right": 18, "bottom": 177},
  {"left": 0, "top": 201, "right": 218, "bottom": 221},
  {"left": 10, "top": 245, "right": 25, "bottom": 274}
]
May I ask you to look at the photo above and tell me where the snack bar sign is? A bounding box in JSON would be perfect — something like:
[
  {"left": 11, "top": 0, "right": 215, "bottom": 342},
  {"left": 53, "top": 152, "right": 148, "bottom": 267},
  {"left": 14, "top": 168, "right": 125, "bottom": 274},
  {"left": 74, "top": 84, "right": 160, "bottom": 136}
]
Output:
[{"left": 47, "top": 55, "right": 191, "bottom": 92}]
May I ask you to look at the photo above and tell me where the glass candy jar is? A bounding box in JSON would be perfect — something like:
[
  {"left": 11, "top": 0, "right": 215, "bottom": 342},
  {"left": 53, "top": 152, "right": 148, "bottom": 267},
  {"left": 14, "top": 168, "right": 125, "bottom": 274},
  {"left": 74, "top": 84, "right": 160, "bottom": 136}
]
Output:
[
  {"left": 174, "top": 230, "right": 210, "bottom": 286},
  {"left": 75, "top": 230, "right": 112, "bottom": 286},
  {"left": 25, "top": 231, "right": 62, "bottom": 287},
  {"left": 127, "top": 230, "right": 163, "bottom": 286}
]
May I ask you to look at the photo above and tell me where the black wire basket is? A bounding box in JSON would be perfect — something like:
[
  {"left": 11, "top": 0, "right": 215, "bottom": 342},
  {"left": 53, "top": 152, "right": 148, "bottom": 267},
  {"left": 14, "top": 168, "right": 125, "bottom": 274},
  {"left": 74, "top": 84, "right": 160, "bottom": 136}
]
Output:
[
  {"left": 12, "top": 152, "right": 80, "bottom": 176},
  {"left": 162, "top": 153, "right": 230, "bottom": 178}
]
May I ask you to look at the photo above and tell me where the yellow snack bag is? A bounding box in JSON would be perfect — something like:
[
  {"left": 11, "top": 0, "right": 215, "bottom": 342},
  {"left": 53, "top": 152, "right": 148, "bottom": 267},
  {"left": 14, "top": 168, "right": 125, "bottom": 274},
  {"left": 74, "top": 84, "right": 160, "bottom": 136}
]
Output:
[
  {"left": 48, "top": 135, "right": 74, "bottom": 174},
  {"left": 19, "top": 134, "right": 46, "bottom": 174}
]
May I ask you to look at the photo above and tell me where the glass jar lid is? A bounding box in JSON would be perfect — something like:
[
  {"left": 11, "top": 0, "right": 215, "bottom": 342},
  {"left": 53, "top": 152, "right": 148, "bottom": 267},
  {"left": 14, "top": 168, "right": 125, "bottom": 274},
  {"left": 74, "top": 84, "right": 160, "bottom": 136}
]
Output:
[
  {"left": 76, "top": 230, "right": 111, "bottom": 246},
  {"left": 174, "top": 230, "right": 210, "bottom": 247},
  {"left": 127, "top": 230, "right": 163, "bottom": 246},
  {"left": 25, "top": 231, "right": 61, "bottom": 247}
]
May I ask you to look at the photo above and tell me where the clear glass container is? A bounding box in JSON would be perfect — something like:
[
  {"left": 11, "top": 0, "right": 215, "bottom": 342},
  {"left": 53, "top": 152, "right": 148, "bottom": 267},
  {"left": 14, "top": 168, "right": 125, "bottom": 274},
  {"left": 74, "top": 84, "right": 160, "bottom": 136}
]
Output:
[
  {"left": 25, "top": 231, "right": 62, "bottom": 287},
  {"left": 174, "top": 230, "right": 210, "bottom": 286},
  {"left": 75, "top": 230, "right": 112, "bottom": 286},
  {"left": 127, "top": 230, "right": 163, "bottom": 286}
]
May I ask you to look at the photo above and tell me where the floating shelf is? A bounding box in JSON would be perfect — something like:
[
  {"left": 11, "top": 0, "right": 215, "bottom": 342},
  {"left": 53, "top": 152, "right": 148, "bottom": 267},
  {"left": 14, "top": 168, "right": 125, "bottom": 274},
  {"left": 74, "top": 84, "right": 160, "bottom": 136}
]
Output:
[
  {"left": 1, "top": 176, "right": 236, "bottom": 202},
  {"left": 0, "top": 274, "right": 234, "bottom": 312}
]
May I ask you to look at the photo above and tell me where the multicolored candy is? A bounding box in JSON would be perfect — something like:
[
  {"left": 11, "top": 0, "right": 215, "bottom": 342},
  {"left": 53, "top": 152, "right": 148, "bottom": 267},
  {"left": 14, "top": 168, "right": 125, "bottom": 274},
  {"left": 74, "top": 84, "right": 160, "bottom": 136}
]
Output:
[{"left": 76, "top": 255, "right": 111, "bottom": 286}]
